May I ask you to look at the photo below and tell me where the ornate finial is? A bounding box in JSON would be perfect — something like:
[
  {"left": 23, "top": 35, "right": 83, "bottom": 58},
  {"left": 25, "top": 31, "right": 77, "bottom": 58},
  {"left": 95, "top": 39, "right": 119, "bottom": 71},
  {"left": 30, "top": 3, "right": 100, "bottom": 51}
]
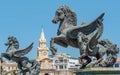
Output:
[{"left": 40, "top": 28, "right": 46, "bottom": 42}]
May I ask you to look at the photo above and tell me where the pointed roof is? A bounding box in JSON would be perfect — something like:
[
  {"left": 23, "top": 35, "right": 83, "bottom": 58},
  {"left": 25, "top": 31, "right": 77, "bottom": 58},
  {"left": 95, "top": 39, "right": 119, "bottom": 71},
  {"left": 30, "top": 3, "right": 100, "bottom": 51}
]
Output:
[{"left": 39, "top": 28, "right": 46, "bottom": 42}]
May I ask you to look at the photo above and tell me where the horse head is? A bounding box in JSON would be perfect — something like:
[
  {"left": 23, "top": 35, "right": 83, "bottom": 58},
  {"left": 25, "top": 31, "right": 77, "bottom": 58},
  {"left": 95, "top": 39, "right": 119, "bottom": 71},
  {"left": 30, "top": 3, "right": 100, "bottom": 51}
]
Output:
[
  {"left": 52, "top": 5, "right": 77, "bottom": 26},
  {"left": 5, "top": 36, "right": 19, "bottom": 52}
]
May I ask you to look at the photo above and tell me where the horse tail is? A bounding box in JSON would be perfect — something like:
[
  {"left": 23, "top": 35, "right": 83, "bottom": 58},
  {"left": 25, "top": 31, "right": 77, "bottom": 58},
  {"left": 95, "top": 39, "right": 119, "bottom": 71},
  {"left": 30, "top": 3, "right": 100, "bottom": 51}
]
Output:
[{"left": 96, "top": 39, "right": 119, "bottom": 67}]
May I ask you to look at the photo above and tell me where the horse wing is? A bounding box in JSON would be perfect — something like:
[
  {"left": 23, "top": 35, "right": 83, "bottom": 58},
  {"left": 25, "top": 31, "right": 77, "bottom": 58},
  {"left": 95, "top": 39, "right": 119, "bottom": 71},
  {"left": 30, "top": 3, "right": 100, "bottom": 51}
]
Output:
[
  {"left": 67, "top": 13, "right": 104, "bottom": 39},
  {"left": 86, "top": 18, "right": 104, "bottom": 54},
  {"left": 13, "top": 43, "right": 33, "bottom": 57}
]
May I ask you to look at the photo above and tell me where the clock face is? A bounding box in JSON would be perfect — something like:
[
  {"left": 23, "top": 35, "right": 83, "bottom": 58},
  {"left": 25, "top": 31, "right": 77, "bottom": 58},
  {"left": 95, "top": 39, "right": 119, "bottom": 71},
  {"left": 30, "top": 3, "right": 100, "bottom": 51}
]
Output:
[{"left": 43, "top": 52, "right": 47, "bottom": 55}]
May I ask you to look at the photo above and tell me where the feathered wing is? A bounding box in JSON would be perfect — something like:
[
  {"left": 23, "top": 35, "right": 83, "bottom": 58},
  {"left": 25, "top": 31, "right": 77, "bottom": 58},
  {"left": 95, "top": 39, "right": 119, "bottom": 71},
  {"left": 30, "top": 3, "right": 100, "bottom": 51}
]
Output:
[
  {"left": 67, "top": 13, "right": 104, "bottom": 39},
  {"left": 13, "top": 43, "right": 33, "bottom": 57},
  {"left": 86, "top": 18, "right": 104, "bottom": 53}
]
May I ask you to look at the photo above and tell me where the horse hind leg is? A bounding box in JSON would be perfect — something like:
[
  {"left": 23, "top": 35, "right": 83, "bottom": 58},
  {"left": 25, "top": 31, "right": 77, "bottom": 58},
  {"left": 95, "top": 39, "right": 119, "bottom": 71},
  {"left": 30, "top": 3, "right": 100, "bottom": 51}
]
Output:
[
  {"left": 77, "top": 32, "right": 88, "bottom": 58},
  {"left": 77, "top": 33, "right": 91, "bottom": 69}
]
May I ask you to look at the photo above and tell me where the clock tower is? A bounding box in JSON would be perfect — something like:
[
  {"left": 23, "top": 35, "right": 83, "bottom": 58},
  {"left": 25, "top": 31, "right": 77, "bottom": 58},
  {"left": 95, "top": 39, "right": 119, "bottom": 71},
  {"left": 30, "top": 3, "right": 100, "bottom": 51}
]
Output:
[{"left": 37, "top": 29, "right": 48, "bottom": 61}]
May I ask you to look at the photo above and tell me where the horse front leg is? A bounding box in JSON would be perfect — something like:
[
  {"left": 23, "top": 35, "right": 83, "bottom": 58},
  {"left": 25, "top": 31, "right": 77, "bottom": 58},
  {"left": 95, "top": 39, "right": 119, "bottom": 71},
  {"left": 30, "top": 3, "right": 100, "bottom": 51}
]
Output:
[{"left": 50, "top": 38, "right": 57, "bottom": 55}]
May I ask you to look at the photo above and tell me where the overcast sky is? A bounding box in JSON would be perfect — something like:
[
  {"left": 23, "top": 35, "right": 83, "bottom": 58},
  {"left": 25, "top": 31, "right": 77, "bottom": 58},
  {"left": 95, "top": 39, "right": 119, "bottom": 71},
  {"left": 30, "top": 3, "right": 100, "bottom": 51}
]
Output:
[{"left": 0, "top": 0, "right": 120, "bottom": 59}]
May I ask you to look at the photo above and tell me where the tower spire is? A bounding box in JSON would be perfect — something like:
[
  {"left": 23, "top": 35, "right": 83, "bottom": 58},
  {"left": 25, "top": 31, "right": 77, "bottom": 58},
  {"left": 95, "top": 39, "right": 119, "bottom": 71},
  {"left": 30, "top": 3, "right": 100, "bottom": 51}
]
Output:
[
  {"left": 37, "top": 28, "right": 48, "bottom": 61},
  {"left": 39, "top": 28, "right": 46, "bottom": 42}
]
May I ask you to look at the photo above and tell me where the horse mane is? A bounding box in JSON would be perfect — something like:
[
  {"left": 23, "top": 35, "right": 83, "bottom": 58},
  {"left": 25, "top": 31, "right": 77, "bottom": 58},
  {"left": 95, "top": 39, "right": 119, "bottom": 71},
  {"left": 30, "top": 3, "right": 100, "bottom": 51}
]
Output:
[
  {"left": 7, "top": 36, "right": 19, "bottom": 49},
  {"left": 58, "top": 5, "right": 77, "bottom": 26}
]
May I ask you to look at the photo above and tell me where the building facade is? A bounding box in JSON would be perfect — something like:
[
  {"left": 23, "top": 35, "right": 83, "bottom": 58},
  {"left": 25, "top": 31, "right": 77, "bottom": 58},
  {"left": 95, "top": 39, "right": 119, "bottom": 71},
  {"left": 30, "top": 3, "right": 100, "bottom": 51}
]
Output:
[
  {"left": 50, "top": 53, "right": 79, "bottom": 70},
  {"left": 68, "top": 57, "right": 80, "bottom": 70},
  {"left": 0, "top": 61, "right": 18, "bottom": 75}
]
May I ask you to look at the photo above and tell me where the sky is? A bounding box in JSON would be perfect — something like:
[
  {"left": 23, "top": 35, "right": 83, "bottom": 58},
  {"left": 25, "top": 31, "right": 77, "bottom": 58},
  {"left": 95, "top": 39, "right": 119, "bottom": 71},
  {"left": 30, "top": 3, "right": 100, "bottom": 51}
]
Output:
[{"left": 0, "top": 0, "right": 120, "bottom": 59}]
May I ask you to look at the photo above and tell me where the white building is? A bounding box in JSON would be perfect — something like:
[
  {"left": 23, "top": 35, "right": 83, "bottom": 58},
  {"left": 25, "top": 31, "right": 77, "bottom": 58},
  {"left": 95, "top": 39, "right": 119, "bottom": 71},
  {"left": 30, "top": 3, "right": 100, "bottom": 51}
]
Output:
[
  {"left": 50, "top": 53, "right": 79, "bottom": 70},
  {"left": 68, "top": 57, "right": 79, "bottom": 70}
]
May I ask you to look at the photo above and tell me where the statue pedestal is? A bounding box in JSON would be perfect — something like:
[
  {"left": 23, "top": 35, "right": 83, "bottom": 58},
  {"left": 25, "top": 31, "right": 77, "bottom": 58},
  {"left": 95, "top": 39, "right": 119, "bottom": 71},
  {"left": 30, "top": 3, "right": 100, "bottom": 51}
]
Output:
[{"left": 75, "top": 68, "right": 120, "bottom": 75}]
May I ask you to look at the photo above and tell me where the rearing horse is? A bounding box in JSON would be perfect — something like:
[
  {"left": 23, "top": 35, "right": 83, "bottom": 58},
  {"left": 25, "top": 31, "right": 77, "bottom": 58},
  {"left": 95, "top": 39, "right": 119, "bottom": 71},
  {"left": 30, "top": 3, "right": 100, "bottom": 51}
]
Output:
[
  {"left": 50, "top": 6, "right": 104, "bottom": 68},
  {"left": 50, "top": 5, "right": 103, "bottom": 56},
  {"left": 2, "top": 36, "right": 40, "bottom": 75},
  {"left": 50, "top": 6, "right": 119, "bottom": 68}
]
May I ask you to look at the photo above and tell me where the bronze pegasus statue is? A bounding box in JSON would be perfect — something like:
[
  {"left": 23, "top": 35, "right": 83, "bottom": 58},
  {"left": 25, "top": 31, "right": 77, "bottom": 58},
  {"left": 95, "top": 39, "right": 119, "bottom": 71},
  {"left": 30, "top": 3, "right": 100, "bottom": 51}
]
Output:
[
  {"left": 1, "top": 36, "right": 40, "bottom": 75},
  {"left": 50, "top": 5, "right": 119, "bottom": 69}
]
